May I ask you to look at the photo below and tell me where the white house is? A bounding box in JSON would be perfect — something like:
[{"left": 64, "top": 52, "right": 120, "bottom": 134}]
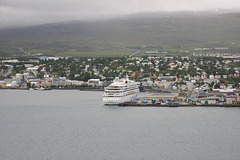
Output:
[
  {"left": 200, "top": 98, "right": 217, "bottom": 105},
  {"left": 226, "top": 93, "right": 237, "bottom": 104},
  {"left": 88, "top": 79, "right": 103, "bottom": 87}
]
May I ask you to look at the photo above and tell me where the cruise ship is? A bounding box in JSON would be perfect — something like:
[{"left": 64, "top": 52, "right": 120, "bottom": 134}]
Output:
[{"left": 103, "top": 76, "right": 139, "bottom": 105}]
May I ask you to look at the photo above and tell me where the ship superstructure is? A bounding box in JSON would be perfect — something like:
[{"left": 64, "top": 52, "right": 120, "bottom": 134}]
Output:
[{"left": 103, "top": 76, "right": 139, "bottom": 105}]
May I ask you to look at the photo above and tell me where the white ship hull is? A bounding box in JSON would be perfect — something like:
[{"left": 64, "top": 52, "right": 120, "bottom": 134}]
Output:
[{"left": 103, "top": 91, "right": 139, "bottom": 105}]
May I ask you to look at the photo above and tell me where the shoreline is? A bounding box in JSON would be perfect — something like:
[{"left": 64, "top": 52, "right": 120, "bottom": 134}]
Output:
[
  {"left": 0, "top": 87, "right": 104, "bottom": 91},
  {"left": 118, "top": 102, "right": 240, "bottom": 107}
]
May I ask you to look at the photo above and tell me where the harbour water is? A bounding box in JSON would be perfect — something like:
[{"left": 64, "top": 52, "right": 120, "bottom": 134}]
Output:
[{"left": 1, "top": 90, "right": 240, "bottom": 160}]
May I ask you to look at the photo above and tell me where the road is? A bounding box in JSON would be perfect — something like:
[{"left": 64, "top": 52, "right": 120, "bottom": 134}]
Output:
[
  {"left": 128, "top": 48, "right": 140, "bottom": 57},
  {"left": 0, "top": 65, "right": 13, "bottom": 77}
]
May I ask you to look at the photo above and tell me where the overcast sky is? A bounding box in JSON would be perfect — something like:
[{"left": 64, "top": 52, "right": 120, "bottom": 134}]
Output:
[{"left": 0, "top": 0, "right": 240, "bottom": 29}]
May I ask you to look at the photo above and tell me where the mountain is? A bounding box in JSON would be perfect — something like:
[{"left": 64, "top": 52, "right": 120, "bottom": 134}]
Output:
[{"left": 0, "top": 11, "right": 240, "bottom": 56}]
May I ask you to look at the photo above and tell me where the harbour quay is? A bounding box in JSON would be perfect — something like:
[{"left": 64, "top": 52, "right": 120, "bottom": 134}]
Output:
[{"left": 118, "top": 92, "right": 240, "bottom": 107}]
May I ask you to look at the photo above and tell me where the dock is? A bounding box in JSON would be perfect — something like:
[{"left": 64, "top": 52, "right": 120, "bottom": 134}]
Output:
[{"left": 118, "top": 102, "right": 240, "bottom": 107}]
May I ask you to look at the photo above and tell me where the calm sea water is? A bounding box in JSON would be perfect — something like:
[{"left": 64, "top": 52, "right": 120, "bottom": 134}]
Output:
[{"left": 1, "top": 90, "right": 240, "bottom": 160}]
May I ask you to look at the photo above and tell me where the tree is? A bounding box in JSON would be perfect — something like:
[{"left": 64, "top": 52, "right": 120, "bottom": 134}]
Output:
[{"left": 214, "top": 83, "right": 220, "bottom": 89}]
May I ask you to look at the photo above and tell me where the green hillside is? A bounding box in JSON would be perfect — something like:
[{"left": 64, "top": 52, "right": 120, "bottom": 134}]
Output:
[{"left": 0, "top": 11, "right": 240, "bottom": 57}]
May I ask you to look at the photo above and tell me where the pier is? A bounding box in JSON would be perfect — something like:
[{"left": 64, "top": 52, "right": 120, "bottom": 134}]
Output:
[
  {"left": 118, "top": 102, "right": 240, "bottom": 107},
  {"left": 118, "top": 92, "right": 240, "bottom": 107}
]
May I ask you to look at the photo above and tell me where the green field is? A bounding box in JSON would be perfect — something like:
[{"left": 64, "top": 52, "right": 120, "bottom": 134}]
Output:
[{"left": 0, "top": 11, "right": 240, "bottom": 57}]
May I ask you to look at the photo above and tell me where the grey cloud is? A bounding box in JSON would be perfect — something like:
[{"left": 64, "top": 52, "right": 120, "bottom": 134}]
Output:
[
  {"left": 0, "top": 0, "right": 240, "bottom": 29},
  {"left": 1, "top": 0, "right": 239, "bottom": 11}
]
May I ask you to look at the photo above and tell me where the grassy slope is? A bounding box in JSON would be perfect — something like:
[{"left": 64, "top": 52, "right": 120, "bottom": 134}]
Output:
[{"left": 0, "top": 12, "right": 240, "bottom": 57}]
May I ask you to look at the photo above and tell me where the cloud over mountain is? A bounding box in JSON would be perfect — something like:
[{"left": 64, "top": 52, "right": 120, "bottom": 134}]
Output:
[{"left": 0, "top": 0, "right": 240, "bottom": 29}]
